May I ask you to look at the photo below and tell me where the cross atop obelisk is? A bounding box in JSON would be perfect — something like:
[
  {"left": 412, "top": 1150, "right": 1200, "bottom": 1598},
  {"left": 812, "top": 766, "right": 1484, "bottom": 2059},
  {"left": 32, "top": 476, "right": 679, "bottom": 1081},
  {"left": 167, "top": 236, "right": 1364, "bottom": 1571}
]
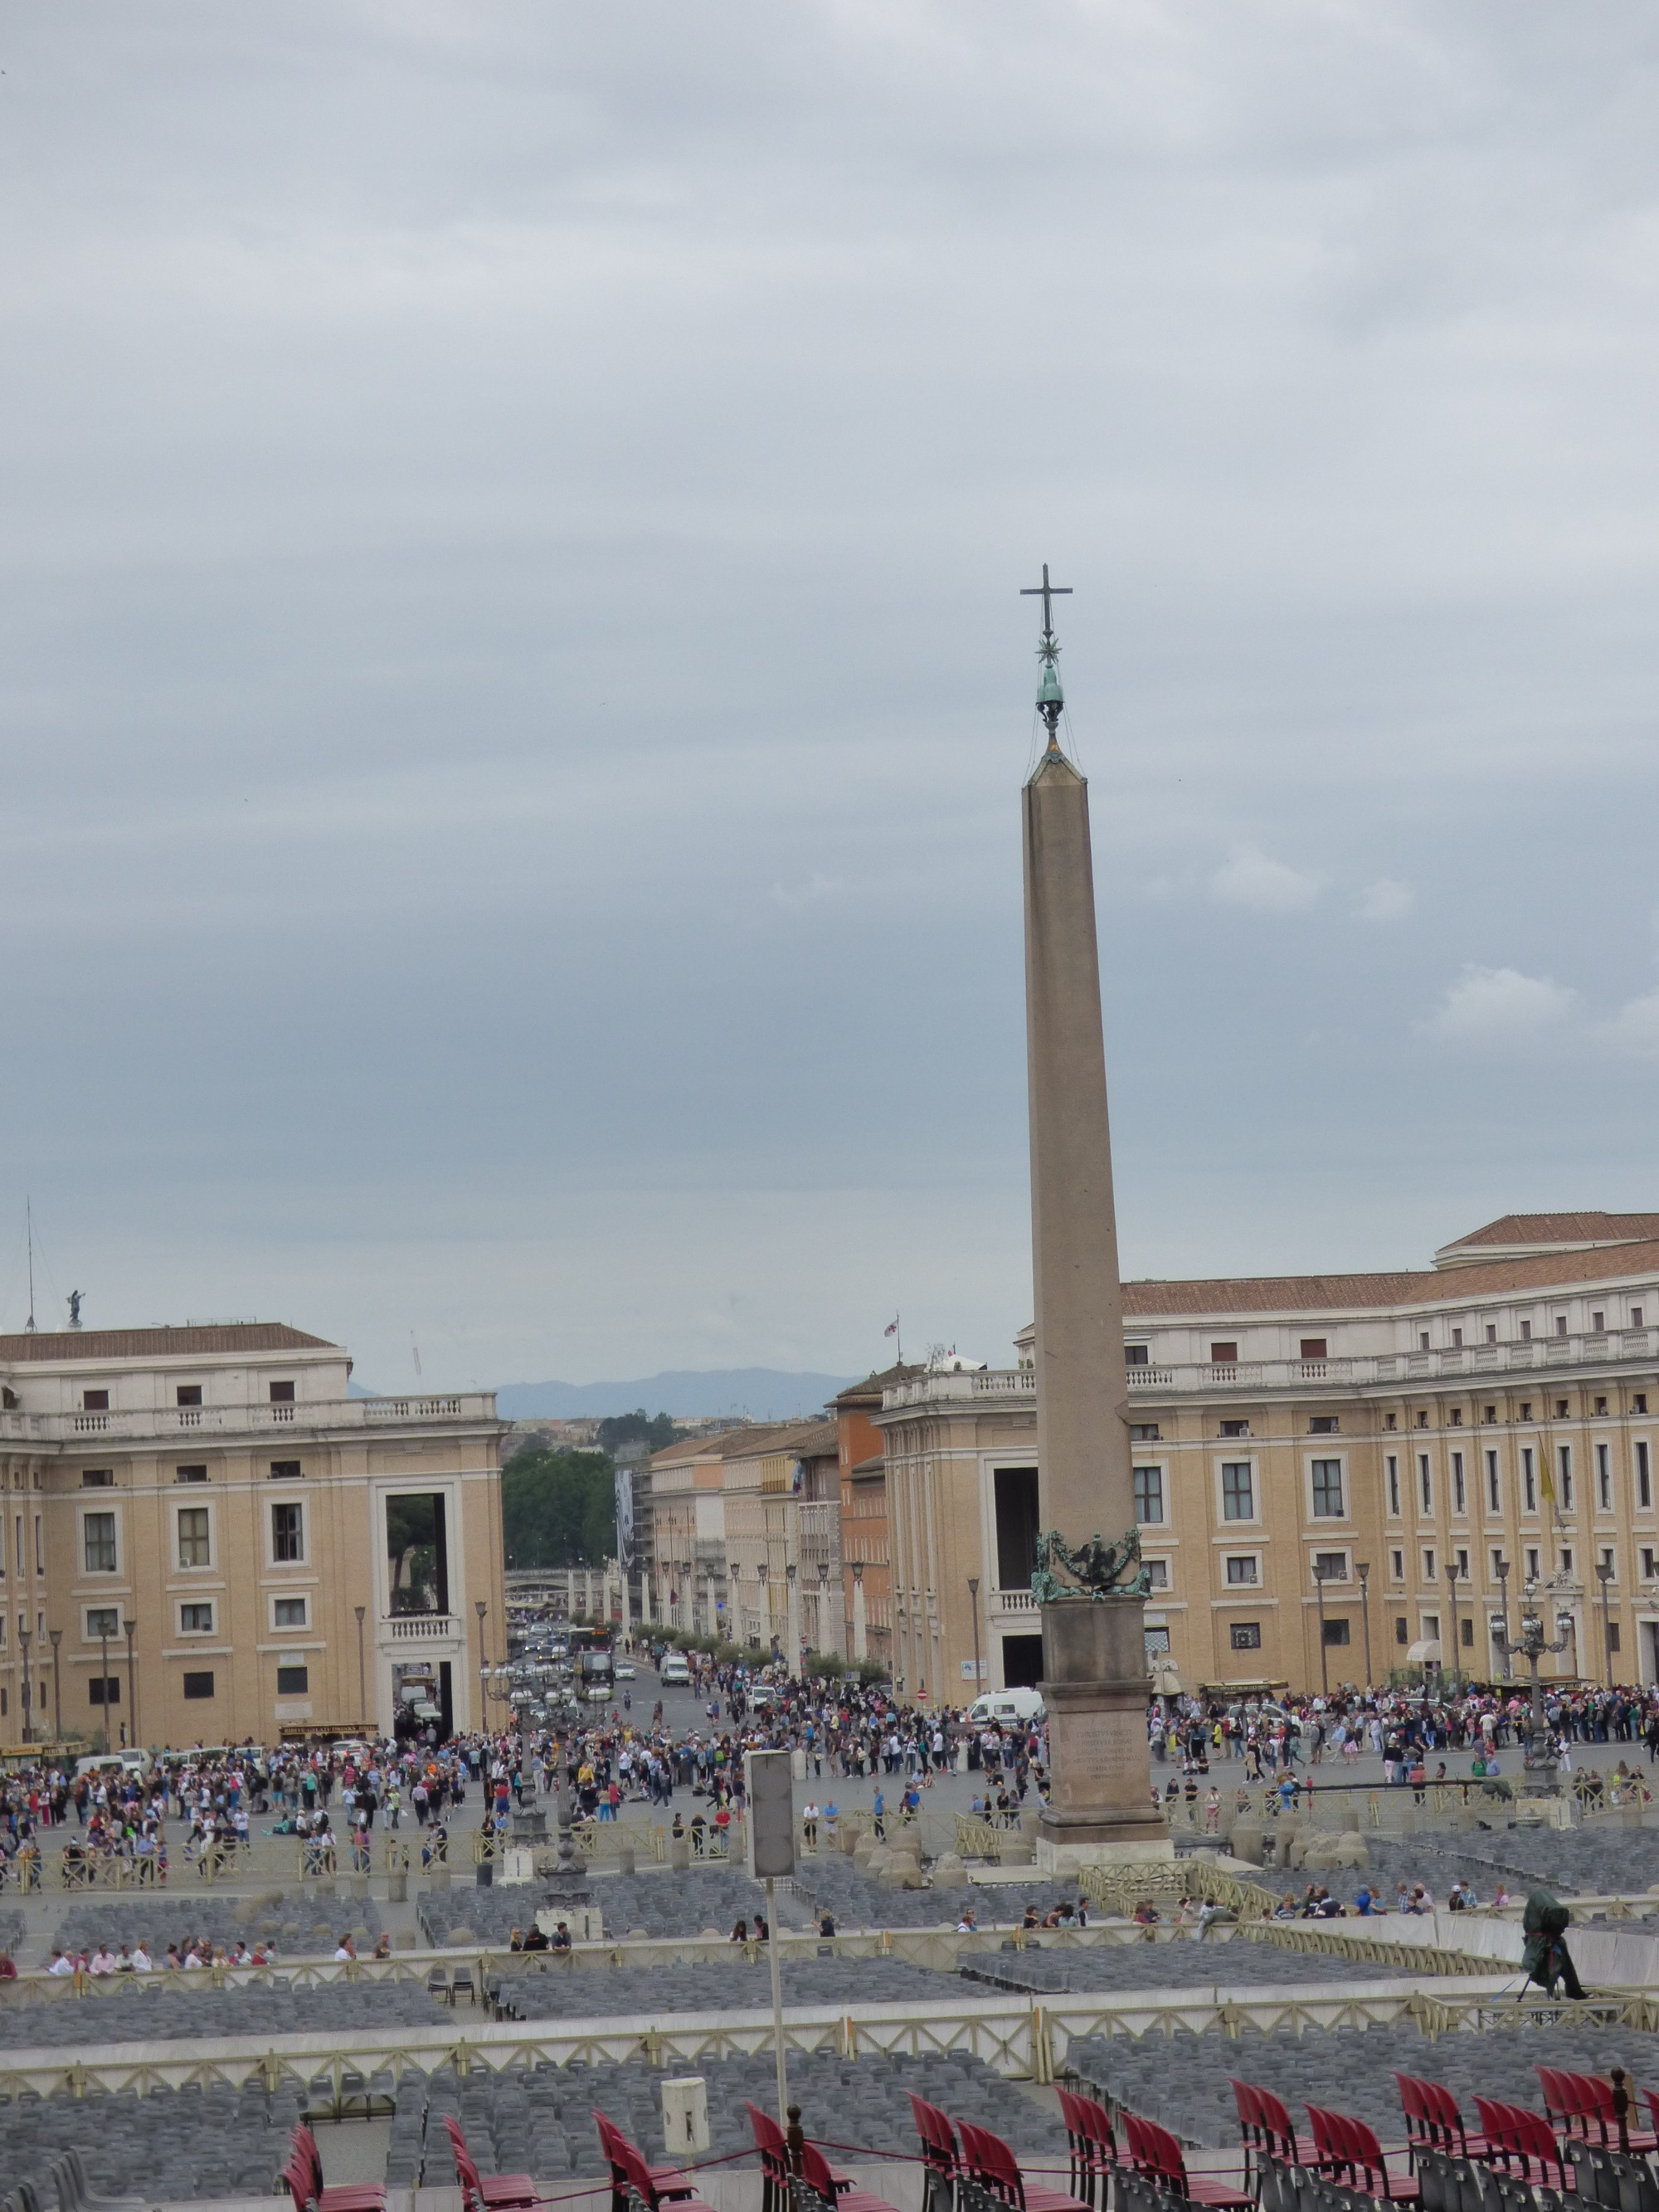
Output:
[
  {"left": 1019, "top": 566, "right": 1168, "bottom": 1868},
  {"left": 1020, "top": 564, "right": 1071, "bottom": 752}
]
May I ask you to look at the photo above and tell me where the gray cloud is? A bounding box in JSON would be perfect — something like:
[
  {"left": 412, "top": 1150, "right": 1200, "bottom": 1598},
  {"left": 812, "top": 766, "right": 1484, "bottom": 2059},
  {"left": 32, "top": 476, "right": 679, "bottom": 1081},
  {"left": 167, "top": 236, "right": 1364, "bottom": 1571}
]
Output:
[{"left": 3, "top": 2, "right": 1659, "bottom": 1383}]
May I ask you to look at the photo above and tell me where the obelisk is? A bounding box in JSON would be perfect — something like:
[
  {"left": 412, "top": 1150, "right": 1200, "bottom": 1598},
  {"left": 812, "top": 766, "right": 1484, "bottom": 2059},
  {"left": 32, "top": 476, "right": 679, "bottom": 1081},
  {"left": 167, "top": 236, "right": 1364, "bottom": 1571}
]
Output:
[{"left": 1020, "top": 566, "right": 1169, "bottom": 1868}]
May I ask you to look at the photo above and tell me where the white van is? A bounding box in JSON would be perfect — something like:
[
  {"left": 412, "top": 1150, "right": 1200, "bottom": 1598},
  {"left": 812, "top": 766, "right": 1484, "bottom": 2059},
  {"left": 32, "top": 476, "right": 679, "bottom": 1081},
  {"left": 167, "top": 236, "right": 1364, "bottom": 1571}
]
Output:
[
  {"left": 966, "top": 1688, "right": 1045, "bottom": 1728},
  {"left": 659, "top": 1653, "right": 692, "bottom": 1686}
]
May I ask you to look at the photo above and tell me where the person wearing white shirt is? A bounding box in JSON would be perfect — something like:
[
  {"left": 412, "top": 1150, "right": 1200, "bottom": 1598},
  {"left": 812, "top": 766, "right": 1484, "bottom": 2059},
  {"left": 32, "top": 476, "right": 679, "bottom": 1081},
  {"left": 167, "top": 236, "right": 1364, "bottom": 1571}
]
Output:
[
  {"left": 131, "top": 1944, "right": 152, "bottom": 1972},
  {"left": 46, "top": 1950, "right": 74, "bottom": 1976}
]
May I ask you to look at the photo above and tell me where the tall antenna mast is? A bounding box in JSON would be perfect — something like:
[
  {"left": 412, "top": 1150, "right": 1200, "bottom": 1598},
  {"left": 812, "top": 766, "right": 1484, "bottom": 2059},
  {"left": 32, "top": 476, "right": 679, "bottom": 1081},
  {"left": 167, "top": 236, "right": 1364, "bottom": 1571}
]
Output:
[{"left": 24, "top": 1199, "right": 36, "bottom": 1335}]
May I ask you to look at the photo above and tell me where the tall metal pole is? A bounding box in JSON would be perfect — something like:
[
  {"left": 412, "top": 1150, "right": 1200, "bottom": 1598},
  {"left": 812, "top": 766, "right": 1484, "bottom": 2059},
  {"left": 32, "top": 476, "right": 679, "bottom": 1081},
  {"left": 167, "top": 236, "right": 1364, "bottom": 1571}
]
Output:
[
  {"left": 1314, "top": 1564, "right": 1329, "bottom": 1697},
  {"left": 1354, "top": 1563, "right": 1372, "bottom": 1690},
  {"left": 1597, "top": 1562, "right": 1616, "bottom": 1688},
  {"left": 123, "top": 1618, "right": 138, "bottom": 1749},
  {"left": 354, "top": 1604, "right": 368, "bottom": 1727},
  {"left": 49, "top": 1628, "right": 62, "bottom": 1742},
  {"left": 766, "top": 1873, "right": 788, "bottom": 2125},
  {"left": 1444, "top": 1562, "right": 1459, "bottom": 1693},
  {"left": 1495, "top": 1558, "right": 1511, "bottom": 1681},
  {"left": 967, "top": 1576, "right": 982, "bottom": 1694},
  {"left": 99, "top": 1625, "right": 110, "bottom": 1755},
  {"left": 17, "top": 1625, "right": 31, "bottom": 1746}
]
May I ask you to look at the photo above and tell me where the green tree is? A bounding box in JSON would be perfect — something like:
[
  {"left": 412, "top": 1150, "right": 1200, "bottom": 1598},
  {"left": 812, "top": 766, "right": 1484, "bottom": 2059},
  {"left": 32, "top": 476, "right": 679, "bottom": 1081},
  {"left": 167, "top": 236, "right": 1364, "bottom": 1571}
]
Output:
[
  {"left": 596, "top": 1409, "right": 683, "bottom": 1455},
  {"left": 501, "top": 1446, "right": 616, "bottom": 1568}
]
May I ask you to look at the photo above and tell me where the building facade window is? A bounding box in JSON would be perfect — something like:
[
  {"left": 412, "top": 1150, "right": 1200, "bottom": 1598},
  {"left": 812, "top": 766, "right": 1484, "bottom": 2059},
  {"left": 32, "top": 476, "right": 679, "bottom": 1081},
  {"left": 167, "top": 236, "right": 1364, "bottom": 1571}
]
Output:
[
  {"left": 88, "top": 1676, "right": 120, "bottom": 1707},
  {"left": 1311, "top": 1459, "right": 1344, "bottom": 1518},
  {"left": 1386, "top": 1455, "right": 1400, "bottom": 1515},
  {"left": 275, "top": 1664, "right": 309, "bottom": 1695},
  {"left": 180, "top": 1602, "right": 214, "bottom": 1634},
  {"left": 1486, "top": 1450, "right": 1501, "bottom": 1511},
  {"left": 182, "top": 1671, "right": 215, "bottom": 1699},
  {"left": 1132, "top": 1466, "right": 1165, "bottom": 1526},
  {"left": 270, "top": 1459, "right": 302, "bottom": 1480},
  {"left": 1452, "top": 1451, "right": 1465, "bottom": 1514},
  {"left": 1638, "top": 1440, "right": 1652, "bottom": 1512},
  {"left": 1144, "top": 1559, "right": 1170, "bottom": 1589},
  {"left": 1221, "top": 1462, "right": 1254, "bottom": 1521},
  {"left": 1322, "top": 1618, "right": 1350, "bottom": 1646},
  {"left": 80, "top": 1469, "right": 113, "bottom": 1488},
  {"left": 83, "top": 1513, "right": 117, "bottom": 1573},
  {"left": 1558, "top": 1445, "right": 1574, "bottom": 1509},
  {"left": 1224, "top": 1555, "right": 1258, "bottom": 1585},
  {"left": 176, "top": 1507, "right": 211, "bottom": 1569},
  {"left": 1230, "top": 1621, "right": 1261, "bottom": 1650},
  {"left": 85, "top": 1606, "right": 119, "bottom": 1640},
  {"left": 1313, "top": 1551, "right": 1347, "bottom": 1581},
  {"left": 271, "top": 1500, "right": 304, "bottom": 1562},
  {"left": 1598, "top": 1443, "right": 1612, "bottom": 1512},
  {"left": 1418, "top": 1454, "right": 1432, "bottom": 1512},
  {"left": 274, "top": 1596, "right": 308, "bottom": 1628},
  {"left": 1522, "top": 1449, "right": 1537, "bottom": 1513}
]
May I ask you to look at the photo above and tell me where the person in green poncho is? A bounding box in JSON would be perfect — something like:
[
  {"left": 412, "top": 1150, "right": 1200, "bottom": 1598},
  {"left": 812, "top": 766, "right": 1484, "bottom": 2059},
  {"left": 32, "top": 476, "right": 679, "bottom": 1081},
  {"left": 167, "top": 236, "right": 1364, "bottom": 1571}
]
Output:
[{"left": 1521, "top": 1889, "right": 1586, "bottom": 2000}]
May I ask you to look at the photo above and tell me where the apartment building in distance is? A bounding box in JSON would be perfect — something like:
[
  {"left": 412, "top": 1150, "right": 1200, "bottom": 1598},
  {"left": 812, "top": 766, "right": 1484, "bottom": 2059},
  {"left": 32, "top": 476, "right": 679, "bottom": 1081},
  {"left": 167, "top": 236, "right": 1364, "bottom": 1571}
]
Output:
[
  {"left": 0, "top": 1323, "right": 505, "bottom": 1747},
  {"left": 877, "top": 1215, "right": 1659, "bottom": 1703}
]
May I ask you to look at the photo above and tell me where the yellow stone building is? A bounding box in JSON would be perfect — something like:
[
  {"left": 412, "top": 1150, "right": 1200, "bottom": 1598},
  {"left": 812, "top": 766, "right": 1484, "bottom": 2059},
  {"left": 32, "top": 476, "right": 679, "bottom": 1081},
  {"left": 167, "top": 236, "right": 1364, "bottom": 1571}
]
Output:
[
  {"left": 0, "top": 1323, "right": 505, "bottom": 1747},
  {"left": 878, "top": 1214, "right": 1659, "bottom": 1703}
]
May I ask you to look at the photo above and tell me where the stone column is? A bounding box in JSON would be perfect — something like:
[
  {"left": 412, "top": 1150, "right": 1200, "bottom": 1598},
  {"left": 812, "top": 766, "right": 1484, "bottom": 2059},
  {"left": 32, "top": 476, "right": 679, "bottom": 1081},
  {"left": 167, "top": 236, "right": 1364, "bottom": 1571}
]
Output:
[{"left": 1024, "top": 733, "right": 1167, "bottom": 1866}]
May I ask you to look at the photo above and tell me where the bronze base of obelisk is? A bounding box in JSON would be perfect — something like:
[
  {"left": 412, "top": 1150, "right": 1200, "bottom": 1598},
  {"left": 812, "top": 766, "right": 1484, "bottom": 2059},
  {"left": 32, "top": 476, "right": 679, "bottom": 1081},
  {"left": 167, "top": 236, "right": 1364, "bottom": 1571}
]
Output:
[{"left": 1036, "top": 1600, "right": 1172, "bottom": 1873}]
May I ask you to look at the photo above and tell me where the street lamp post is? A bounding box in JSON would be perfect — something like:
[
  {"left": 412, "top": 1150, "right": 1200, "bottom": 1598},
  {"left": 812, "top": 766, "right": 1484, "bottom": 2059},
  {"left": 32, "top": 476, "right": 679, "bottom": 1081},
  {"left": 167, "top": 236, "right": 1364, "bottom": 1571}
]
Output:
[
  {"left": 1444, "top": 1561, "right": 1461, "bottom": 1693},
  {"left": 17, "top": 1625, "right": 32, "bottom": 1746},
  {"left": 1596, "top": 1559, "right": 1617, "bottom": 1688},
  {"left": 1491, "top": 1576, "right": 1577, "bottom": 1778},
  {"left": 1313, "top": 1561, "right": 1330, "bottom": 1697},
  {"left": 48, "top": 1627, "right": 62, "bottom": 1742},
  {"left": 966, "top": 1576, "right": 982, "bottom": 1697},
  {"left": 1494, "top": 1557, "right": 1512, "bottom": 1679},
  {"left": 354, "top": 1603, "right": 368, "bottom": 1728},
  {"left": 99, "top": 1623, "right": 111, "bottom": 1755},
  {"left": 123, "top": 1618, "right": 137, "bottom": 1749},
  {"left": 816, "top": 1562, "right": 829, "bottom": 1659},
  {"left": 1354, "top": 1562, "right": 1373, "bottom": 1689}
]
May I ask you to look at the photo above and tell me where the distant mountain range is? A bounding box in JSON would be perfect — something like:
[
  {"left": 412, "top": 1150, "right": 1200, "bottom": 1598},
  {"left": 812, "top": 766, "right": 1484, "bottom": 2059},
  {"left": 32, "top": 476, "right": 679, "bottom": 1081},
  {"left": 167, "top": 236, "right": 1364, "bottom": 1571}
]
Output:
[{"left": 493, "top": 1368, "right": 857, "bottom": 1421}]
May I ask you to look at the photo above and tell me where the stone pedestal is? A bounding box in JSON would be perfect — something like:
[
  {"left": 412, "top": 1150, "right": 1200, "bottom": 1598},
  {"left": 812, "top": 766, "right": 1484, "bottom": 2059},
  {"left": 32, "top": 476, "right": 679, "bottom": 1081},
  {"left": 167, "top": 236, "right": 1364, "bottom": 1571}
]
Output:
[{"left": 1037, "top": 1601, "right": 1171, "bottom": 1869}]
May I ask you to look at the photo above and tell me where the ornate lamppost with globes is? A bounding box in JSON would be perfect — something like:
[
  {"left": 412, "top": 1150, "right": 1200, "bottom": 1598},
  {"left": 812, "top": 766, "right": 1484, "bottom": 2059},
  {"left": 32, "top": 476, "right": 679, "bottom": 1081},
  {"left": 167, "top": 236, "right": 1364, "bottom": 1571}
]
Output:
[
  {"left": 1490, "top": 1573, "right": 1579, "bottom": 1780},
  {"left": 1312, "top": 1558, "right": 1331, "bottom": 1698},
  {"left": 99, "top": 1619, "right": 112, "bottom": 1755},
  {"left": 1493, "top": 1556, "right": 1513, "bottom": 1680},
  {"left": 124, "top": 1617, "right": 138, "bottom": 1749},
  {"left": 1595, "top": 1558, "right": 1617, "bottom": 1688},
  {"left": 1354, "top": 1561, "right": 1373, "bottom": 1690}
]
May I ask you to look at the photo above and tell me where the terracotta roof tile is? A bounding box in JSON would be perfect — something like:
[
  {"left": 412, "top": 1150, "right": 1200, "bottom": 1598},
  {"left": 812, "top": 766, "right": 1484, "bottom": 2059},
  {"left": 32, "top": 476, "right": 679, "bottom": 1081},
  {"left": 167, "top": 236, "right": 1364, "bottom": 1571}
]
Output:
[
  {"left": 1446, "top": 1211, "right": 1659, "bottom": 1249},
  {"left": 0, "top": 1323, "right": 336, "bottom": 1363},
  {"left": 1121, "top": 1240, "right": 1659, "bottom": 1318}
]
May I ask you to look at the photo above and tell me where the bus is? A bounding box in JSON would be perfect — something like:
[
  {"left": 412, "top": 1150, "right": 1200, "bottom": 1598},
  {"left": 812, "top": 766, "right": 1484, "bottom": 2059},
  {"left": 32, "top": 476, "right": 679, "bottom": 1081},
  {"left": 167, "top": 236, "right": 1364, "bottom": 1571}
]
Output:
[{"left": 568, "top": 1625, "right": 615, "bottom": 1701}]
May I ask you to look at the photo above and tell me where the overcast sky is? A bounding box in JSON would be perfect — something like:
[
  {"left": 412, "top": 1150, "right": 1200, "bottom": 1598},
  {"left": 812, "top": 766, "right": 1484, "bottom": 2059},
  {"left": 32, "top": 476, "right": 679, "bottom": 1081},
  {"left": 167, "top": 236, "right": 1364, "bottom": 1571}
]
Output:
[{"left": 3, "top": 2, "right": 1658, "bottom": 1392}]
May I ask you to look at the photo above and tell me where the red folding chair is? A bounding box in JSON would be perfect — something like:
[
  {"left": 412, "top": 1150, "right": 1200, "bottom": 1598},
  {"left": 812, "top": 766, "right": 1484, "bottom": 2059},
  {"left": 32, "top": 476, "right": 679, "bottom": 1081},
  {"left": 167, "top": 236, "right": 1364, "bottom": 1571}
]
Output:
[
  {"left": 594, "top": 2116, "right": 707, "bottom": 2212},
  {"left": 286, "top": 2129, "right": 387, "bottom": 2212},
  {"left": 1121, "top": 2112, "right": 1253, "bottom": 2210},
  {"left": 601, "top": 2127, "right": 715, "bottom": 2212},
  {"left": 1328, "top": 2112, "right": 1418, "bottom": 2204},
  {"left": 910, "top": 2093, "right": 963, "bottom": 2212},
  {"left": 800, "top": 2141, "right": 899, "bottom": 2212},
  {"left": 1057, "top": 2088, "right": 1117, "bottom": 2208},
  {"left": 1243, "top": 2085, "right": 1321, "bottom": 2168},
  {"left": 280, "top": 2159, "right": 387, "bottom": 2212},
  {"left": 1508, "top": 2109, "right": 1577, "bottom": 2191},
  {"left": 1472, "top": 2101, "right": 1524, "bottom": 2171},
  {"left": 1577, "top": 2075, "right": 1656, "bottom": 2154},
  {"left": 442, "top": 2119, "right": 537, "bottom": 2212},
  {"left": 956, "top": 2121, "right": 1090, "bottom": 2212},
  {"left": 1416, "top": 2082, "right": 1487, "bottom": 2161}
]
